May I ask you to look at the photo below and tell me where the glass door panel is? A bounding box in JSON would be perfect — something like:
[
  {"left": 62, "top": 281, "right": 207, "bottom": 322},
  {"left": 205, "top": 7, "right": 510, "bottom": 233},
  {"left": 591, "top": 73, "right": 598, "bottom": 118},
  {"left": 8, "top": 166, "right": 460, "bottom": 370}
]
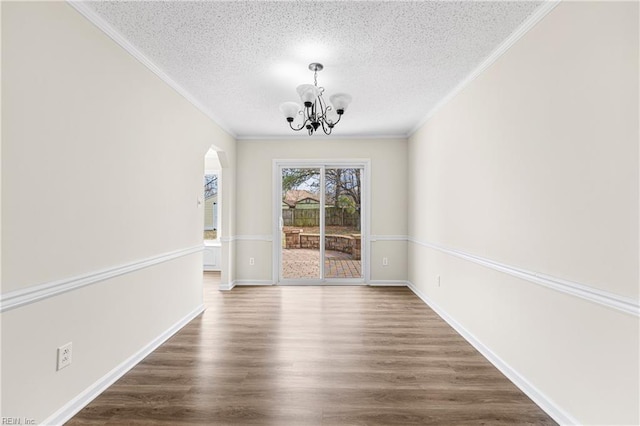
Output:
[
  {"left": 324, "top": 168, "right": 363, "bottom": 279},
  {"left": 281, "top": 168, "right": 322, "bottom": 280}
]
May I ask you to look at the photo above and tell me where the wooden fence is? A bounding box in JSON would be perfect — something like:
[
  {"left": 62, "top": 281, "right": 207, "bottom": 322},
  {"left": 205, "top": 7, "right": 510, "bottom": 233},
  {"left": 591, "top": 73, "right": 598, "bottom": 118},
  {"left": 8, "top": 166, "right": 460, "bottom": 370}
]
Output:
[{"left": 282, "top": 207, "right": 359, "bottom": 228}]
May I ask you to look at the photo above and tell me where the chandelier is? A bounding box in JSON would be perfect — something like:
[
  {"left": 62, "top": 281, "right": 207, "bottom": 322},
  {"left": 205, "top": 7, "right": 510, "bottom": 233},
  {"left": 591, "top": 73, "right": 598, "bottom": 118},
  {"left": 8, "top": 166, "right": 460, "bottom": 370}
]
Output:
[{"left": 279, "top": 63, "right": 352, "bottom": 136}]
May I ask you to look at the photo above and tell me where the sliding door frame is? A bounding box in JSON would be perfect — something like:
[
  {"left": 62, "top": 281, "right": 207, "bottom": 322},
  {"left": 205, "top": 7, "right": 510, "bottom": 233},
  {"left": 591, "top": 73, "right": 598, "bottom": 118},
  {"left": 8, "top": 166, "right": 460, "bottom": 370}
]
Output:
[{"left": 272, "top": 159, "right": 371, "bottom": 285}]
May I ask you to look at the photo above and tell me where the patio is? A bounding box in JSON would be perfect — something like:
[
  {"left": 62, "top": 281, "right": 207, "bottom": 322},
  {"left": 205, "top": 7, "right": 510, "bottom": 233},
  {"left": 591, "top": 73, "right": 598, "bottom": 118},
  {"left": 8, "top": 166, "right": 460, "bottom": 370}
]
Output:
[{"left": 282, "top": 248, "right": 362, "bottom": 279}]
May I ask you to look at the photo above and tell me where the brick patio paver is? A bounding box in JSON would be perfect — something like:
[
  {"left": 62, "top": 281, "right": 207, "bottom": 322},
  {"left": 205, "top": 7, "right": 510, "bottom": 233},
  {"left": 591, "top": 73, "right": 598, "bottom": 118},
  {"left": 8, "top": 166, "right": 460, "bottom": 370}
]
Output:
[{"left": 282, "top": 249, "right": 361, "bottom": 279}]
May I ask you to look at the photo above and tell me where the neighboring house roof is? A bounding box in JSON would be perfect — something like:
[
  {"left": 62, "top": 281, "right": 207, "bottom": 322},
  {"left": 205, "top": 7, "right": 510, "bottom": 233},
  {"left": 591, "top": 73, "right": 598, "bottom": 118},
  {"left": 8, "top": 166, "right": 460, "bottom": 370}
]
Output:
[{"left": 283, "top": 189, "right": 319, "bottom": 208}]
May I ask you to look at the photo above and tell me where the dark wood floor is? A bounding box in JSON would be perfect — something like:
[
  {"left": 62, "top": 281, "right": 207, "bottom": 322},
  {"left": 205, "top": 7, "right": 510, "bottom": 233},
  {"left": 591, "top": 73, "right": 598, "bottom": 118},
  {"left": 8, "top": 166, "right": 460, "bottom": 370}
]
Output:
[{"left": 68, "top": 272, "right": 555, "bottom": 425}]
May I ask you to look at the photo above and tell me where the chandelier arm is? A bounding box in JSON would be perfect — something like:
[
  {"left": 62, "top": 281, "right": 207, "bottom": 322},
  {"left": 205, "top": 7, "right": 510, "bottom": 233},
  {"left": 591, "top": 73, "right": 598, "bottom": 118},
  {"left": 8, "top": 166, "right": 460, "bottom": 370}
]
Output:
[
  {"left": 321, "top": 113, "right": 341, "bottom": 133},
  {"left": 302, "top": 106, "right": 313, "bottom": 128},
  {"left": 317, "top": 93, "right": 336, "bottom": 135},
  {"left": 321, "top": 120, "right": 333, "bottom": 135},
  {"left": 288, "top": 113, "right": 308, "bottom": 131},
  {"left": 289, "top": 122, "right": 305, "bottom": 131},
  {"left": 320, "top": 112, "right": 333, "bottom": 133},
  {"left": 317, "top": 94, "right": 328, "bottom": 121}
]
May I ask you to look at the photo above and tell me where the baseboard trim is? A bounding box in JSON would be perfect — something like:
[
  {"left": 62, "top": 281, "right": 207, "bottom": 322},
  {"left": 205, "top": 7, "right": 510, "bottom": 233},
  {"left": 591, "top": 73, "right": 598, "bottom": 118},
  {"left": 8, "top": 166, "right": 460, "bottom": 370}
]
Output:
[
  {"left": 0, "top": 245, "right": 203, "bottom": 313},
  {"left": 229, "top": 280, "right": 397, "bottom": 287},
  {"left": 41, "top": 304, "right": 205, "bottom": 426},
  {"left": 219, "top": 281, "right": 236, "bottom": 291},
  {"left": 406, "top": 281, "right": 578, "bottom": 425},
  {"left": 368, "top": 280, "right": 409, "bottom": 287},
  {"left": 234, "top": 280, "right": 275, "bottom": 286},
  {"left": 408, "top": 238, "right": 639, "bottom": 317}
]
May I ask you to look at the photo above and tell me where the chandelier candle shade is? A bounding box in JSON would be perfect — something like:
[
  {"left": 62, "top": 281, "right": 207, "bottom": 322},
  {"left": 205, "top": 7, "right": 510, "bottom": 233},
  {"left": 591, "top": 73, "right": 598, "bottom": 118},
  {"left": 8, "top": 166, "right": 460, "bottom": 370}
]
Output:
[{"left": 279, "top": 63, "right": 352, "bottom": 135}]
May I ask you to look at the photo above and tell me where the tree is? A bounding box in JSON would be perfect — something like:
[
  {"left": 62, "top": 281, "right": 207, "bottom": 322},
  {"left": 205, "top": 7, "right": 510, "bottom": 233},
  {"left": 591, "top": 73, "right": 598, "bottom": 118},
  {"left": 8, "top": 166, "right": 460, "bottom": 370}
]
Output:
[
  {"left": 332, "top": 168, "right": 361, "bottom": 230},
  {"left": 204, "top": 174, "right": 218, "bottom": 198},
  {"left": 282, "top": 168, "right": 361, "bottom": 205},
  {"left": 326, "top": 168, "right": 361, "bottom": 210},
  {"left": 282, "top": 168, "right": 362, "bottom": 206},
  {"left": 280, "top": 167, "right": 362, "bottom": 230},
  {"left": 282, "top": 168, "right": 319, "bottom": 193}
]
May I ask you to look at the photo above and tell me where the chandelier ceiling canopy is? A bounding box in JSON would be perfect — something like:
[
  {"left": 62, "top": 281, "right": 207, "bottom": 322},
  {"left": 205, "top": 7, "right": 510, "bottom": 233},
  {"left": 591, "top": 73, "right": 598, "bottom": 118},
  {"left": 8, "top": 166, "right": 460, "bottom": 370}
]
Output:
[{"left": 279, "top": 63, "right": 352, "bottom": 136}]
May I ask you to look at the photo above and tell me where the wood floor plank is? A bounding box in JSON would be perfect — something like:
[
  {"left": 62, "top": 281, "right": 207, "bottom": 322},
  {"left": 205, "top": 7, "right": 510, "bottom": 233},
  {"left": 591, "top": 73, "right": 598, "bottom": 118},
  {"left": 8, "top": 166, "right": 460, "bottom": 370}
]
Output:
[{"left": 67, "top": 273, "right": 555, "bottom": 425}]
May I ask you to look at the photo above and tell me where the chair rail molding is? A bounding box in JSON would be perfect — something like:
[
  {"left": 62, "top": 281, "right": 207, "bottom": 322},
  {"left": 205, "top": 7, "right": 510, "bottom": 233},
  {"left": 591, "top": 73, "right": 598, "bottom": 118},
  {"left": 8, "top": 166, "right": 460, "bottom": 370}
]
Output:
[
  {"left": 220, "top": 235, "right": 273, "bottom": 242},
  {"left": 408, "top": 237, "right": 639, "bottom": 317},
  {"left": 0, "top": 245, "right": 204, "bottom": 313},
  {"left": 370, "top": 235, "right": 409, "bottom": 242}
]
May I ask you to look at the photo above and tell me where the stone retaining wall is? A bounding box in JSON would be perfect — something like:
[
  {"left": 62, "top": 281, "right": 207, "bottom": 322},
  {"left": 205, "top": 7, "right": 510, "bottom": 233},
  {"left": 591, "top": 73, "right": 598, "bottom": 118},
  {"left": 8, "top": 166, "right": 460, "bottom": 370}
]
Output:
[{"left": 284, "top": 229, "right": 361, "bottom": 260}]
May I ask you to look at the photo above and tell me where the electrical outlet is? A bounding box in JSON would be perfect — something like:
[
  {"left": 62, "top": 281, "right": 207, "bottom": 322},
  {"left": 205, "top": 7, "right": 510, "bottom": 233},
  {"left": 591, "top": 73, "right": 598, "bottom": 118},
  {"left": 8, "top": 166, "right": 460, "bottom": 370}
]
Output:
[
  {"left": 249, "top": 257, "right": 255, "bottom": 266},
  {"left": 57, "top": 342, "right": 72, "bottom": 371},
  {"left": 382, "top": 257, "right": 388, "bottom": 266},
  {"left": 437, "top": 275, "right": 441, "bottom": 287}
]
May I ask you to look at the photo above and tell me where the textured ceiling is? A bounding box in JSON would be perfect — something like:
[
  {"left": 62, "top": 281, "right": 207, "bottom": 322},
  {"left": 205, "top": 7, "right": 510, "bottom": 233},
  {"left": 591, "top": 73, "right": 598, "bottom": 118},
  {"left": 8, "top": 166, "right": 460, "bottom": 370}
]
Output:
[{"left": 83, "top": 1, "right": 544, "bottom": 139}]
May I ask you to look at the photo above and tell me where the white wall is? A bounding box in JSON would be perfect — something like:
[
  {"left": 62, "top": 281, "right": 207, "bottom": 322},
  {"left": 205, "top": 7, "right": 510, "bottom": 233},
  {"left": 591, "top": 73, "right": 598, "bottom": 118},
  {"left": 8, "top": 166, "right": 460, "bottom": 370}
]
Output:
[
  {"left": 1, "top": 2, "right": 235, "bottom": 422},
  {"left": 3, "top": 1, "right": 637, "bottom": 424},
  {"left": 236, "top": 138, "right": 407, "bottom": 283},
  {"left": 408, "top": 2, "right": 639, "bottom": 424}
]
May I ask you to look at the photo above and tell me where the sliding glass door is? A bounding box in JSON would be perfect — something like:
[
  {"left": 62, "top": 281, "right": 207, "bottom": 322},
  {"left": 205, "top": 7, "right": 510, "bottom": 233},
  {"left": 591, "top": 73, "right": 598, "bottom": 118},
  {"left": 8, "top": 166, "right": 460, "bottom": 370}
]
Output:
[
  {"left": 323, "top": 167, "right": 362, "bottom": 279},
  {"left": 280, "top": 167, "right": 322, "bottom": 280},
  {"left": 277, "top": 162, "right": 364, "bottom": 284}
]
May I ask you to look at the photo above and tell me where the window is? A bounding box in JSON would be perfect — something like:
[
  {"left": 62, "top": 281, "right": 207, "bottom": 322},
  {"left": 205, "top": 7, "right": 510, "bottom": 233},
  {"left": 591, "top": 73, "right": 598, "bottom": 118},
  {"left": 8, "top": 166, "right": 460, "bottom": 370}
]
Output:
[{"left": 204, "top": 173, "right": 218, "bottom": 240}]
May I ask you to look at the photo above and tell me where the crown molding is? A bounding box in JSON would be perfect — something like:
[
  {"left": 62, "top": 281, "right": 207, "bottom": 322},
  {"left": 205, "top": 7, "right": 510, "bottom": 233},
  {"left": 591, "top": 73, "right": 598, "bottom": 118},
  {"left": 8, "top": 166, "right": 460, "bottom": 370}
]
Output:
[
  {"left": 67, "top": 1, "right": 237, "bottom": 138},
  {"left": 236, "top": 134, "right": 408, "bottom": 141},
  {"left": 408, "top": 0, "right": 561, "bottom": 137},
  {"left": 66, "top": 1, "right": 560, "bottom": 143}
]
